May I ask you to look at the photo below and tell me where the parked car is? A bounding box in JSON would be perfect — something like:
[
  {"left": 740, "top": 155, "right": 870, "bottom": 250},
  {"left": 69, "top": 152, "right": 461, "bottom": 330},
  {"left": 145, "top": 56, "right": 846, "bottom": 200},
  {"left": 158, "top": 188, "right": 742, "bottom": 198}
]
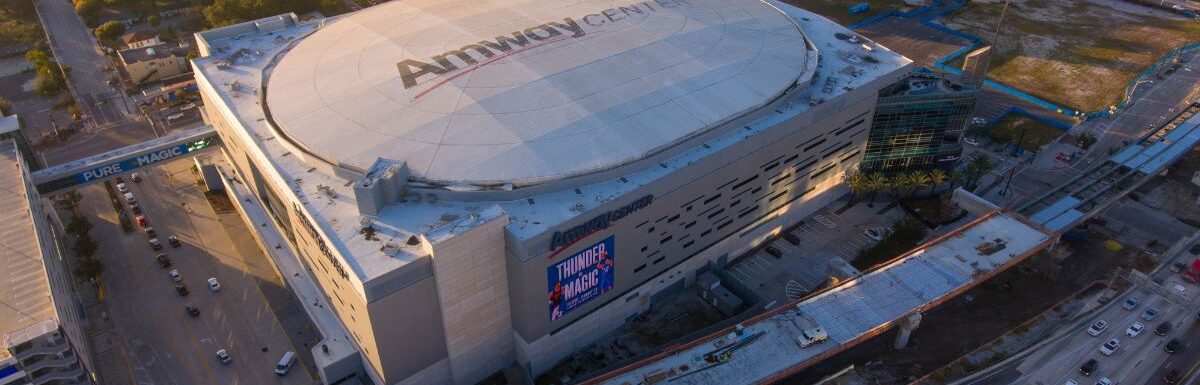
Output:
[
  {"left": 1156, "top": 322, "right": 1171, "bottom": 336},
  {"left": 1097, "top": 378, "right": 1112, "bottom": 385},
  {"left": 1099, "top": 337, "right": 1120, "bottom": 355},
  {"left": 1079, "top": 359, "right": 1098, "bottom": 376},
  {"left": 1164, "top": 369, "right": 1180, "bottom": 384},
  {"left": 169, "top": 269, "right": 181, "bottom": 282},
  {"left": 185, "top": 303, "right": 199, "bottom": 317},
  {"left": 1123, "top": 296, "right": 1140, "bottom": 310},
  {"left": 117, "top": 182, "right": 129, "bottom": 193},
  {"left": 149, "top": 238, "right": 162, "bottom": 250},
  {"left": 216, "top": 349, "right": 231, "bottom": 364},
  {"left": 208, "top": 278, "right": 221, "bottom": 292},
  {"left": 175, "top": 283, "right": 189, "bottom": 296},
  {"left": 765, "top": 246, "right": 782, "bottom": 259},
  {"left": 145, "top": 226, "right": 157, "bottom": 238},
  {"left": 863, "top": 228, "right": 884, "bottom": 241},
  {"left": 1087, "top": 320, "right": 1108, "bottom": 337},
  {"left": 963, "top": 136, "right": 981, "bottom": 146},
  {"left": 123, "top": 192, "right": 136, "bottom": 203},
  {"left": 1172, "top": 262, "right": 1186, "bottom": 273},
  {"left": 1126, "top": 322, "right": 1145, "bottom": 337},
  {"left": 131, "top": 172, "right": 142, "bottom": 182},
  {"left": 1166, "top": 338, "right": 1182, "bottom": 354},
  {"left": 168, "top": 235, "right": 181, "bottom": 248},
  {"left": 156, "top": 254, "right": 171, "bottom": 268},
  {"left": 136, "top": 215, "right": 148, "bottom": 227},
  {"left": 1142, "top": 307, "right": 1159, "bottom": 321}
]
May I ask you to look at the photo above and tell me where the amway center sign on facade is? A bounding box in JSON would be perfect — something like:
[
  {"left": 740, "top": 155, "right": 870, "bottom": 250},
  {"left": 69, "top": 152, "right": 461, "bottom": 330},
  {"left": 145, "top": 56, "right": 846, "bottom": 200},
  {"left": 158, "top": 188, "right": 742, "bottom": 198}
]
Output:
[{"left": 396, "top": 0, "right": 693, "bottom": 91}]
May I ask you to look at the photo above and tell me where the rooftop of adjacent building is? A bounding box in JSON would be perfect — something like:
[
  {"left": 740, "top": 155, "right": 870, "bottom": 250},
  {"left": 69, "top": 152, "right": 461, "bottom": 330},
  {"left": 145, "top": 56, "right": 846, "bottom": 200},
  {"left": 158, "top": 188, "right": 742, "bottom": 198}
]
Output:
[
  {"left": 119, "top": 43, "right": 184, "bottom": 65},
  {"left": 0, "top": 140, "right": 55, "bottom": 360},
  {"left": 878, "top": 70, "right": 976, "bottom": 99},
  {"left": 190, "top": 1, "right": 911, "bottom": 287},
  {"left": 591, "top": 194, "right": 1054, "bottom": 385}
]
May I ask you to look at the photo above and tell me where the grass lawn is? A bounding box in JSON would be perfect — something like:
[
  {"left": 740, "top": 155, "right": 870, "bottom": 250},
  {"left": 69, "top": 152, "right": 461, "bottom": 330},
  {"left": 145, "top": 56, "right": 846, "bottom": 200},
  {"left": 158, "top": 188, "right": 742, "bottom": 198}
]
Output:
[
  {"left": 941, "top": 0, "right": 1200, "bottom": 112},
  {"left": 985, "top": 114, "right": 1064, "bottom": 151},
  {"left": 779, "top": 0, "right": 916, "bottom": 26}
]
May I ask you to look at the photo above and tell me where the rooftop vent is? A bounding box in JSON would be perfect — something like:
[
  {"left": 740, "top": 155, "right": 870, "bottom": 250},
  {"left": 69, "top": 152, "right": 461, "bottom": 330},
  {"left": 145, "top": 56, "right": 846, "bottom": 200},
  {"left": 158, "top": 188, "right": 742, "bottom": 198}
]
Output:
[
  {"left": 353, "top": 158, "right": 408, "bottom": 216},
  {"left": 406, "top": 235, "right": 420, "bottom": 246}
]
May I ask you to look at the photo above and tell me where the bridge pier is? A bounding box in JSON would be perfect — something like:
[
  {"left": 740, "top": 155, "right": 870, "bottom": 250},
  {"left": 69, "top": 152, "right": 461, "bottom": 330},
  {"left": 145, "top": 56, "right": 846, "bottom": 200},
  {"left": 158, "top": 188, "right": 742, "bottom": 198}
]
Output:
[{"left": 894, "top": 313, "right": 923, "bottom": 350}]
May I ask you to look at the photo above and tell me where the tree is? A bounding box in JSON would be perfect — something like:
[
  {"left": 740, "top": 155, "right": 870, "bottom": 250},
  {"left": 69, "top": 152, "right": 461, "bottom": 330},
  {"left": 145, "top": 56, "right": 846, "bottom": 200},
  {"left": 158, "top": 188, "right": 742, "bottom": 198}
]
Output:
[
  {"left": 1078, "top": 132, "right": 1098, "bottom": 150},
  {"left": 318, "top": 0, "right": 347, "bottom": 16},
  {"left": 893, "top": 173, "right": 916, "bottom": 200},
  {"left": 0, "top": 98, "right": 10, "bottom": 116},
  {"left": 949, "top": 169, "right": 966, "bottom": 190},
  {"left": 73, "top": 235, "right": 98, "bottom": 258},
  {"left": 94, "top": 21, "right": 126, "bottom": 44},
  {"left": 74, "top": 0, "right": 101, "bottom": 17},
  {"left": 865, "top": 172, "right": 889, "bottom": 203},
  {"left": 147, "top": 14, "right": 161, "bottom": 27},
  {"left": 928, "top": 168, "right": 948, "bottom": 194},
  {"left": 65, "top": 216, "right": 93, "bottom": 236},
  {"left": 905, "top": 170, "right": 931, "bottom": 198},
  {"left": 966, "top": 154, "right": 995, "bottom": 188},
  {"left": 844, "top": 170, "right": 869, "bottom": 204},
  {"left": 161, "top": 25, "right": 177, "bottom": 43},
  {"left": 73, "top": 257, "right": 104, "bottom": 281}
]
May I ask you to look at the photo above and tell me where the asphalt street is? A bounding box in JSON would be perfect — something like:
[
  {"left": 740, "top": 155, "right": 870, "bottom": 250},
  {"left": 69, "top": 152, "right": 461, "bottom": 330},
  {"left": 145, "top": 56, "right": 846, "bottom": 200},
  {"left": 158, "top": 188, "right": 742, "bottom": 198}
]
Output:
[
  {"left": 961, "top": 242, "right": 1200, "bottom": 385},
  {"left": 77, "top": 157, "right": 317, "bottom": 385}
]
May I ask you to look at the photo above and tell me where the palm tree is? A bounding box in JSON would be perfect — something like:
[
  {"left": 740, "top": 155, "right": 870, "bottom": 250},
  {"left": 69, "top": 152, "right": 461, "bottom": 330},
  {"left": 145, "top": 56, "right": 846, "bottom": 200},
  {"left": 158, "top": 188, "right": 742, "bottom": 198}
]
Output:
[
  {"left": 892, "top": 173, "right": 915, "bottom": 201},
  {"left": 928, "top": 168, "right": 948, "bottom": 194},
  {"left": 844, "top": 170, "right": 869, "bottom": 203},
  {"left": 865, "top": 172, "right": 889, "bottom": 203},
  {"left": 948, "top": 168, "right": 966, "bottom": 190},
  {"left": 906, "top": 170, "right": 932, "bottom": 198},
  {"left": 967, "top": 155, "right": 995, "bottom": 188}
]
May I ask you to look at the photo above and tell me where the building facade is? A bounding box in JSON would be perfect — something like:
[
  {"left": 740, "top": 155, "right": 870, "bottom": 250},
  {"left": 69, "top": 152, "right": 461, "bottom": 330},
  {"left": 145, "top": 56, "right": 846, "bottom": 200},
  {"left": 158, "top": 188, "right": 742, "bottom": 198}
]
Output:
[
  {"left": 191, "top": 1, "right": 912, "bottom": 384},
  {"left": 0, "top": 139, "right": 95, "bottom": 385},
  {"left": 860, "top": 72, "right": 978, "bottom": 174}
]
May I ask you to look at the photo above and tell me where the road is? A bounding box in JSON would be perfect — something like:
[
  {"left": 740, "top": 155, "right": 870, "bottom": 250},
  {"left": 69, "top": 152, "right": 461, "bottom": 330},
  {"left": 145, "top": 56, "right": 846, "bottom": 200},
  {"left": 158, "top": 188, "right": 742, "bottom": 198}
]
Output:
[
  {"left": 76, "top": 156, "right": 318, "bottom": 385},
  {"left": 961, "top": 238, "right": 1200, "bottom": 385},
  {"left": 32, "top": 0, "right": 133, "bottom": 125}
]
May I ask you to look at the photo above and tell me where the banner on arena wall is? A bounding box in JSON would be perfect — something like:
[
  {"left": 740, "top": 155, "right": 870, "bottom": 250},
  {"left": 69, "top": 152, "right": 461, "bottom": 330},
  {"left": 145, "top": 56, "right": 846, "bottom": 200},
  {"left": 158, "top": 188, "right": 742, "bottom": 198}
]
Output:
[{"left": 547, "top": 236, "right": 615, "bottom": 321}]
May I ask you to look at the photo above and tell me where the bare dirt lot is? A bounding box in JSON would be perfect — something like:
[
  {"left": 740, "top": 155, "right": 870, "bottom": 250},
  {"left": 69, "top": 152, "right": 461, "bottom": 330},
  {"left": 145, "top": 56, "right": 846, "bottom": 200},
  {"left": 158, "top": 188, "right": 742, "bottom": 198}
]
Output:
[
  {"left": 942, "top": 0, "right": 1200, "bottom": 112},
  {"left": 779, "top": 234, "right": 1141, "bottom": 384}
]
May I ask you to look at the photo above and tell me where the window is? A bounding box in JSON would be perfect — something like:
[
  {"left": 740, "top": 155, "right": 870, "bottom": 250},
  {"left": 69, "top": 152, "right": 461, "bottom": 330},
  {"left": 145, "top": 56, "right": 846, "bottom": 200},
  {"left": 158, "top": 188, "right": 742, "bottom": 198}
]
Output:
[{"left": 634, "top": 264, "right": 647, "bottom": 273}]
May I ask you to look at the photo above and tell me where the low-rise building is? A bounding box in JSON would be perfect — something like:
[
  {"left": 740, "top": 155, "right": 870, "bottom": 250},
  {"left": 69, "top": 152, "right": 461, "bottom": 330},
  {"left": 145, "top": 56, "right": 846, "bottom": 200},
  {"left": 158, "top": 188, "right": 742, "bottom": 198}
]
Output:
[
  {"left": 119, "top": 30, "right": 162, "bottom": 50},
  {"left": 118, "top": 44, "right": 190, "bottom": 85}
]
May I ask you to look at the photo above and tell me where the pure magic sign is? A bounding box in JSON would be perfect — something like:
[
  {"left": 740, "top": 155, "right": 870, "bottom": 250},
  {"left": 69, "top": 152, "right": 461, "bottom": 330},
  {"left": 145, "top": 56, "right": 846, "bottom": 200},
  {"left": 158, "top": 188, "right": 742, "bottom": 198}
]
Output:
[{"left": 547, "top": 236, "right": 615, "bottom": 321}]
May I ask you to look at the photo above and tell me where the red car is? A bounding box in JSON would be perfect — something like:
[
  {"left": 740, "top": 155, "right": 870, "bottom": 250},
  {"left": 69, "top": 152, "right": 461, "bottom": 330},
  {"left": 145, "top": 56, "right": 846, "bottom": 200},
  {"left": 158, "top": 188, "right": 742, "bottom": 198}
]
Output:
[{"left": 136, "top": 215, "right": 148, "bottom": 227}]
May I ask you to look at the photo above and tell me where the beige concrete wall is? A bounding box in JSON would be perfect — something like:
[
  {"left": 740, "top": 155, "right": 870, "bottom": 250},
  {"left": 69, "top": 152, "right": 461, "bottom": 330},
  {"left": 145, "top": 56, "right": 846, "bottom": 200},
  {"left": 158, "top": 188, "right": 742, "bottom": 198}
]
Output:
[{"left": 429, "top": 214, "right": 515, "bottom": 385}]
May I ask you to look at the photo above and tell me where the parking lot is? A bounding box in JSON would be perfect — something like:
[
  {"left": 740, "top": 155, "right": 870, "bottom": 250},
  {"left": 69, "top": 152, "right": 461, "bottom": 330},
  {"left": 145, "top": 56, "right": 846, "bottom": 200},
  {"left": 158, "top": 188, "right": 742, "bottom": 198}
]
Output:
[
  {"left": 71, "top": 156, "right": 319, "bottom": 385},
  {"left": 724, "top": 203, "right": 906, "bottom": 306}
]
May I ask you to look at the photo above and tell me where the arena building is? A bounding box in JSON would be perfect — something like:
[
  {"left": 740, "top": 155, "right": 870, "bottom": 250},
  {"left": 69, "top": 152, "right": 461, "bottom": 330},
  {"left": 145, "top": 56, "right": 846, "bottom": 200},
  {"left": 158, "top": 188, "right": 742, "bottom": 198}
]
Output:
[{"left": 190, "top": 0, "right": 912, "bottom": 383}]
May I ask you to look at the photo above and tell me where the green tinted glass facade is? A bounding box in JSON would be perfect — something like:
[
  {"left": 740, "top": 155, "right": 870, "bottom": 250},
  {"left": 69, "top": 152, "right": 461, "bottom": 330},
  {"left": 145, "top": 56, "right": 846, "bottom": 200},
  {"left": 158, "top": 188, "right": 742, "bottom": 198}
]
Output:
[{"left": 860, "top": 74, "right": 977, "bottom": 174}]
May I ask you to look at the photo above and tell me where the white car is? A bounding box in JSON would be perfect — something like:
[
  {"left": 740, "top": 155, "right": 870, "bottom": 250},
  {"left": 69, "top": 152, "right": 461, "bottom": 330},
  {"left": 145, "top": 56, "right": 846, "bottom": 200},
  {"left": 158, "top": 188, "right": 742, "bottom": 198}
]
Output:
[
  {"left": 1087, "top": 320, "right": 1108, "bottom": 337},
  {"left": 123, "top": 192, "right": 136, "bottom": 203},
  {"left": 1099, "top": 337, "right": 1120, "bottom": 356},
  {"left": 117, "top": 182, "right": 128, "bottom": 192},
  {"left": 168, "top": 269, "right": 181, "bottom": 283},
  {"left": 207, "top": 278, "right": 221, "bottom": 292},
  {"left": 963, "top": 136, "right": 981, "bottom": 146},
  {"left": 1097, "top": 377, "right": 1112, "bottom": 385},
  {"left": 863, "top": 228, "right": 884, "bottom": 241},
  {"left": 1126, "top": 321, "right": 1144, "bottom": 337},
  {"left": 1065, "top": 380, "right": 1078, "bottom": 385}
]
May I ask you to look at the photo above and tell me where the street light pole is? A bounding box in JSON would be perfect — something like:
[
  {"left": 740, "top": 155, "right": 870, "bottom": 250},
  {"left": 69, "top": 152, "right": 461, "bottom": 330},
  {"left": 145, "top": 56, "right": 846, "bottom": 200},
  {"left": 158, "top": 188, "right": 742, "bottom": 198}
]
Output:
[{"left": 992, "top": 0, "right": 1011, "bottom": 45}]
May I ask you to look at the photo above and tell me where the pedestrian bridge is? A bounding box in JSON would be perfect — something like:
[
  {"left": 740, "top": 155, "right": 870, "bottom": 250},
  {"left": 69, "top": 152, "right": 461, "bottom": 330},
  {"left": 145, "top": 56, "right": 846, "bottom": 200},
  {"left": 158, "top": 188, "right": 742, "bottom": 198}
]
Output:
[{"left": 31, "top": 126, "right": 220, "bottom": 195}]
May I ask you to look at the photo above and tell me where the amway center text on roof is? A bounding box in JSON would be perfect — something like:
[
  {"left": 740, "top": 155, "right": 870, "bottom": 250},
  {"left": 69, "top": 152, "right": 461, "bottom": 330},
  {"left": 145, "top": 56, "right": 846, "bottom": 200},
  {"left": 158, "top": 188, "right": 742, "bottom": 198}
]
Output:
[{"left": 396, "top": 0, "right": 692, "bottom": 90}]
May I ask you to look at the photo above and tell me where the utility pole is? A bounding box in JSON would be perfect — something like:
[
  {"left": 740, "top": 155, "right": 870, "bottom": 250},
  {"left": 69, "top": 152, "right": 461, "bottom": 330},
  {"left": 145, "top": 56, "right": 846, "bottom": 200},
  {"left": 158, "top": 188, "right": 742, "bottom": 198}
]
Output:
[{"left": 992, "top": 0, "right": 1012, "bottom": 45}]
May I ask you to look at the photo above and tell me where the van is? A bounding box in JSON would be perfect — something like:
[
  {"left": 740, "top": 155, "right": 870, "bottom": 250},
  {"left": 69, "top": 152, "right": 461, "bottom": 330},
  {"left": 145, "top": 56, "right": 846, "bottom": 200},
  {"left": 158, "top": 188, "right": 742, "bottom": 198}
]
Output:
[
  {"left": 166, "top": 113, "right": 185, "bottom": 122},
  {"left": 795, "top": 327, "right": 828, "bottom": 348},
  {"left": 274, "top": 351, "right": 296, "bottom": 376}
]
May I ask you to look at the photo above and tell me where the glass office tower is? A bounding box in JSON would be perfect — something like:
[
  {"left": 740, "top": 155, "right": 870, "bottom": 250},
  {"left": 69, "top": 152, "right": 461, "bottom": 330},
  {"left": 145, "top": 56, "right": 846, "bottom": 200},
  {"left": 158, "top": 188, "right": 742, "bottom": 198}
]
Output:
[{"left": 860, "top": 72, "right": 978, "bottom": 174}]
